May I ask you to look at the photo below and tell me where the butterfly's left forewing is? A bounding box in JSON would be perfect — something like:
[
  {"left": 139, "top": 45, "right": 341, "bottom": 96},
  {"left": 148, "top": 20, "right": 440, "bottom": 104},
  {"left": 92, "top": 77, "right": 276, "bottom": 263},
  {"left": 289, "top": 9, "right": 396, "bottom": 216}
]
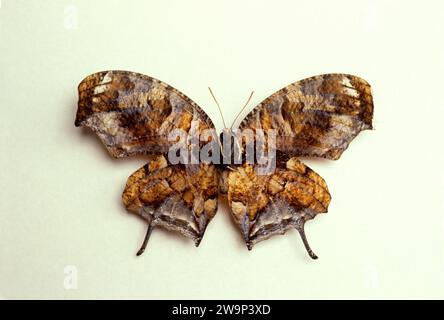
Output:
[{"left": 76, "top": 70, "right": 216, "bottom": 158}]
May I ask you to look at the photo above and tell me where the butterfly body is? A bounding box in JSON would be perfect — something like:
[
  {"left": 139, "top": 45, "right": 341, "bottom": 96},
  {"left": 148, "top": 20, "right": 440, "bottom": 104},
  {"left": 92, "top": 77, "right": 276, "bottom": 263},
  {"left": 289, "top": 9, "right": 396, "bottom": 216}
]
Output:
[{"left": 75, "top": 70, "right": 373, "bottom": 259}]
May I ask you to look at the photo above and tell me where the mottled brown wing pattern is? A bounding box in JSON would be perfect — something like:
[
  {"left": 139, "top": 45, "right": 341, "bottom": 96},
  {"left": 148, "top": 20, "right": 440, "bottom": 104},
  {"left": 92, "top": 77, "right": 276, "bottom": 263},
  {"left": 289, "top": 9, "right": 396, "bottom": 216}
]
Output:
[
  {"left": 75, "top": 71, "right": 374, "bottom": 259},
  {"left": 122, "top": 155, "right": 218, "bottom": 254},
  {"left": 76, "top": 70, "right": 216, "bottom": 158},
  {"left": 222, "top": 74, "right": 373, "bottom": 258},
  {"left": 222, "top": 158, "right": 330, "bottom": 259},
  {"left": 76, "top": 71, "right": 220, "bottom": 254},
  {"left": 239, "top": 74, "right": 373, "bottom": 160}
]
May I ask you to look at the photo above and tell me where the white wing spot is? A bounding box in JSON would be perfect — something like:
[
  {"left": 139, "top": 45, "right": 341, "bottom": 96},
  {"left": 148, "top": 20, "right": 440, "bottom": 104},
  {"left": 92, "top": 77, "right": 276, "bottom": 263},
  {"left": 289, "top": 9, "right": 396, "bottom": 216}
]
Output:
[{"left": 341, "top": 77, "right": 359, "bottom": 97}]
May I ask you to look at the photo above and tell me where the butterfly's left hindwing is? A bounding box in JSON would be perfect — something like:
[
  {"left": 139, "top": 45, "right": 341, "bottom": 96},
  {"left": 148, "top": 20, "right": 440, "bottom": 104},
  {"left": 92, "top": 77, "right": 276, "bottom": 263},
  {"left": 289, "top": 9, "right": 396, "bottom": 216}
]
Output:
[{"left": 122, "top": 155, "right": 219, "bottom": 246}]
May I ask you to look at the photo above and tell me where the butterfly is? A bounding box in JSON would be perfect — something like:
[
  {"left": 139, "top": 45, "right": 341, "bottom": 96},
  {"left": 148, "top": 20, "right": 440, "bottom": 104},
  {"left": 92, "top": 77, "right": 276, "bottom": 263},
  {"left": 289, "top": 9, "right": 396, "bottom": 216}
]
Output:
[{"left": 75, "top": 70, "right": 373, "bottom": 259}]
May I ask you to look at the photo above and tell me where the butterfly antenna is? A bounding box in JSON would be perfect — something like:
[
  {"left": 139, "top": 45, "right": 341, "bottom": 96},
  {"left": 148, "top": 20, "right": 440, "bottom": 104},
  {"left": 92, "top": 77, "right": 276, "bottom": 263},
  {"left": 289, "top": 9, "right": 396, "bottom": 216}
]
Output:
[
  {"left": 208, "top": 87, "right": 227, "bottom": 128},
  {"left": 230, "top": 91, "right": 254, "bottom": 129}
]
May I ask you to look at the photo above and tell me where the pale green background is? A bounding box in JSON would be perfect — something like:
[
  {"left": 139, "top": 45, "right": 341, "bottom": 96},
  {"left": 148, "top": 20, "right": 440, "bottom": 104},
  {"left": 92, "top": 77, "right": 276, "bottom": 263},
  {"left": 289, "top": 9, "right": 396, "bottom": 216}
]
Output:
[{"left": 1, "top": 0, "right": 443, "bottom": 299}]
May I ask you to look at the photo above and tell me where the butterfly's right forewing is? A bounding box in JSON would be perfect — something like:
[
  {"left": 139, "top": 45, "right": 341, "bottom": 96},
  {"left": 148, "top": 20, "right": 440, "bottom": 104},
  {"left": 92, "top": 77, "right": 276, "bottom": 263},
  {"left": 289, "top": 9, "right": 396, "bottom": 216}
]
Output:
[{"left": 239, "top": 74, "right": 373, "bottom": 160}]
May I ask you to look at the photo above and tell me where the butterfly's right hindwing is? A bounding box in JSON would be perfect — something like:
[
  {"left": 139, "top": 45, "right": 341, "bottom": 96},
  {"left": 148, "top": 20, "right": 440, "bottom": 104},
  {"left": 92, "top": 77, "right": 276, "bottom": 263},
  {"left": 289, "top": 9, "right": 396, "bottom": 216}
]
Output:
[{"left": 225, "top": 158, "right": 331, "bottom": 259}]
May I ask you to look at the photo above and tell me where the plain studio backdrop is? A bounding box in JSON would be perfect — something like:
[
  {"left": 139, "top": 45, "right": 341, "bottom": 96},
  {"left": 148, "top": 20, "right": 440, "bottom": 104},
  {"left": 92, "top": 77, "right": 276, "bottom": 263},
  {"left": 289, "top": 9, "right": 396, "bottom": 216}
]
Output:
[{"left": 1, "top": 0, "right": 443, "bottom": 299}]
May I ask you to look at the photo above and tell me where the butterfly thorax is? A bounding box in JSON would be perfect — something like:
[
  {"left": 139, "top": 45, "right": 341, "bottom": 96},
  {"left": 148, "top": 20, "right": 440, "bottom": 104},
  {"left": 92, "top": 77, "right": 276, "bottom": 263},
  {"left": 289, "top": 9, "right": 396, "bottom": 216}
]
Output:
[{"left": 218, "top": 128, "right": 242, "bottom": 169}]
